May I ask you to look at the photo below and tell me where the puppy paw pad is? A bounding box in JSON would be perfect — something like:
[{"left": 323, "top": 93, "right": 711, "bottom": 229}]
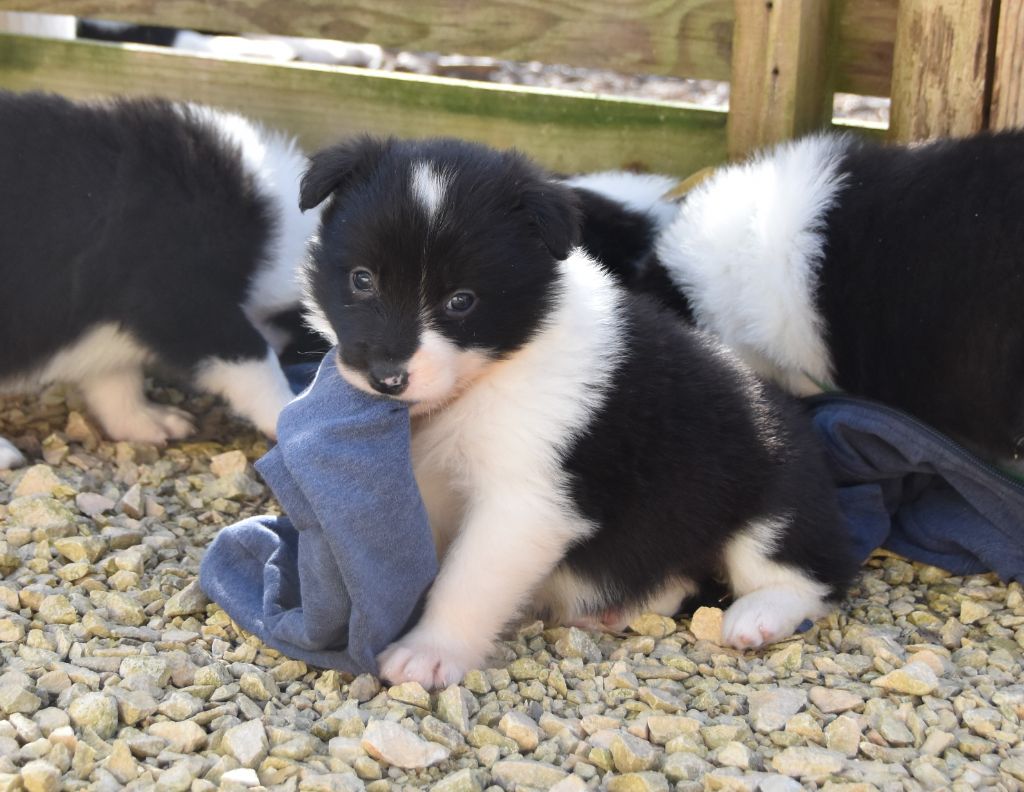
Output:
[{"left": 378, "top": 635, "right": 474, "bottom": 690}]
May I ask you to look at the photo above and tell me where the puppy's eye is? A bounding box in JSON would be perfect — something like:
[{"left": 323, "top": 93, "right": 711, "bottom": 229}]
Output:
[
  {"left": 445, "top": 291, "right": 476, "bottom": 316},
  {"left": 351, "top": 269, "right": 375, "bottom": 292}
]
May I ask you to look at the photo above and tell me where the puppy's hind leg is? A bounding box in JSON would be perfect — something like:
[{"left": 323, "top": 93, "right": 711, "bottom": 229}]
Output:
[
  {"left": 194, "top": 346, "right": 295, "bottom": 439},
  {"left": 0, "top": 437, "right": 26, "bottom": 469},
  {"left": 720, "top": 518, "right": 833, "bottom": 650},
  {"left": 81, "top": 367, "right": 195, "bottom": 444},
  {"left": 162, "top": 306, "right": 295, "bottom": 438}
]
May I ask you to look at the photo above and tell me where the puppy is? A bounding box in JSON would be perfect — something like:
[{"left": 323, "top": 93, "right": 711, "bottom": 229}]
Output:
[
  {"left": 560, "top": 171, "right": 698, "bottom": 320},
  {"left": 300, "top": 136, "right": 857, "bottom": 688},
  {"left": 0, "top": 91, "right": 319, "bottom": 468},
  {"left": 627, "top": 132, "right": 1024, "bottom": 465}
]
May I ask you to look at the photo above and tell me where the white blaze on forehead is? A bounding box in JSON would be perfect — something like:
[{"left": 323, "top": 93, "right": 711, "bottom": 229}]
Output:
[{"left": 411, "top": 161, "right": 449, "bottom": 222}]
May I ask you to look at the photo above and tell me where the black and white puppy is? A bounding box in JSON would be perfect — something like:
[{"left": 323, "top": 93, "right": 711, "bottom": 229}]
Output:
[
  {"left": 300, "top": 136, "right": 857, "bottom": 688},
  {"left": 0, "top": 91, "right": 319, "bottom": 468},
  {"left": 636, "top": 132, "right": 1024, "bottom": 465}
]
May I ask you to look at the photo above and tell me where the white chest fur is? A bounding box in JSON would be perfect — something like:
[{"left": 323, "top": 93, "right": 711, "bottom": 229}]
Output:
[{"left": 407, "top": 251, "right": 626, "bottom": 619}]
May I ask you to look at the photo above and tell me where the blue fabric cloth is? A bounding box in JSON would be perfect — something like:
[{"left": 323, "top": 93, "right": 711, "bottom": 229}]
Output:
[
  {"left": 808, "top": 393, "right": 1024, "bottom": 583},
  {"left": 199, "top": 351, "right": 437, "bottom": 674},
  {"left": 201, "top": 356, "right": 1024, "bottom": 675}
]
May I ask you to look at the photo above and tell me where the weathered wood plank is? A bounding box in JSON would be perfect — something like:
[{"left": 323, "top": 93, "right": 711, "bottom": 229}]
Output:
[
  {"left": 727, "top": 0, "right": 835, "bottom": 160},
  {"left": 835, "top": 0, "right": 896, "bottom": 99},
  {"left": 888, "top": 0, "right": 997, "bottom": 142},
  {"left": 990, "top": 0, "right": 1024, "bottom": 130},
  {"left": 0, "top": 0, "right": 897, "bottom": 95},
  {"left": 0, "top": 0, "right": 737, "bottom": 82},
  {"left": 0, "top": 33, "right": 731, "bottom": 176}
]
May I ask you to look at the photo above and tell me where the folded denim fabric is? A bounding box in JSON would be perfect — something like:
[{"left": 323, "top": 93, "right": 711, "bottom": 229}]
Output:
[
  {"left": 199, "top": 351, "right": 437, "bottom": 674},
  {"left": 808, "top": 393, "right": 1024, "bottom": 582}
]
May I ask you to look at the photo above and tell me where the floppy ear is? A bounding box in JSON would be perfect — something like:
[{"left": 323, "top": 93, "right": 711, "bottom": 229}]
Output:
[
  {"left": 299, "top": 135, "right": 391, "bottom": 212},
  {"left": 519, "top": 170, "right": 583, "bottom": 260}
]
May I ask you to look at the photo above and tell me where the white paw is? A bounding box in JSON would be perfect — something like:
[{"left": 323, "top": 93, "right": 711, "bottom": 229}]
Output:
[
  {"left": 721, "top": 586, "right": 825, "bottom": 650},
  {"left": 103, "top": 404, "right": 196, "bottom": 445},
  {"left": 0, "top": 437, "right": 26, "bottom": 469},
  {"left": 377, "top": 628, "right": 481, "bottom": 690},
  {"left": 193, "top": 350, "right": 292, "bottom": 439}
]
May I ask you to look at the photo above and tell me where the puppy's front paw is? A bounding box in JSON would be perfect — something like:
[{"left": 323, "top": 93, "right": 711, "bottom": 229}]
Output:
[
  {"left": 148, "top": 405, "right": 196, "bottom": 441},
  {"left": 377, "top": 629, "right": 481, "bottom": 689},
  {"left": 105, "top": 404, "right": 195, "bottom": 445},
  {"left": 721, "top": 586, "right": 825, "bottom": 650}
]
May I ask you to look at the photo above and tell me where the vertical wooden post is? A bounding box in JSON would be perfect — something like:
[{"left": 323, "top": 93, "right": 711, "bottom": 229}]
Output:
[
  {"left": 727, "top": 0, "right": 836, "bottom": 161},
  {"left": 990, "top": 0, "right": 1024, "bottom": 130},
  {"left": 888, "top": 0, "right": 998, "bottom": 142}
]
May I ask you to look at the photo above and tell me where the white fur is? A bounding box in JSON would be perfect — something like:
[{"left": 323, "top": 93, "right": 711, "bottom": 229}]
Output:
[
  {"left": 406, "top": 329, "right": 491, "bottom": 410},
  {"left": 411, "top": 162, "right": 450, "bottom": 223},
  {"left": 562, "top": 170, "right": 680, "bottom": 229},
  {"left": 194, "top": 346, "right": 295, "bottom": 438},
  {"left": 184, "top": 105, "right": 320, "bottom": 348},
  {"left": 377, "top": 250, "right": 626, "bottom": 687},
  {"left": 657, "top": 135, "right": 851, "bottom": 395},
  {"left": 298, "top": 236, "right": 338, "bottom": 346},
  {"left": 80, "top": 369, "right": 194, "bottom": 444},
  {"left": 721, "top": 517, "right": 831, "bottom": 649},
  {"left": 332, "top": 327, "right": 491, "bottom": 409},
  {"left": 0, "top": 323, "right": 194, "bottom": 455},
  {"left": 0, "top": 323, "right": 153, "bottom": 395}
]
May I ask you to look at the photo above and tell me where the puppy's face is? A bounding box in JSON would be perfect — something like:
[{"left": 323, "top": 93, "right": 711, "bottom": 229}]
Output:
[{"left": 300, "top": 137, "right": 581, "bottom": 410}]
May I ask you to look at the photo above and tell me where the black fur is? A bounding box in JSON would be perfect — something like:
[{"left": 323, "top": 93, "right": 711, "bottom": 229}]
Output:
[
  {"left": 0, "top": 91, "right": 311, "bottom": 453},
  {"left": 818, "top": 133, "right": 1024, "bottom": 461},
  {"left": 0, "top": 91, "right": 273, "bottom": 379},
  {"left": 622, "top": 132, "right": 1024, "bottom": 463},
  {"left": 303, "top": 136, "right": 856, "bottom": 625},
  {"left": 304, "top": 136, "right": 580, "bottom": 378},
  {"left": 268, "top": 308, "right": 333, "bottom": 366},
  {"left": 571, "top": 186, "right": 694, "bottom": 321},
  {"left": 560, "top": 293, "right": 855, "bottom": 608}
]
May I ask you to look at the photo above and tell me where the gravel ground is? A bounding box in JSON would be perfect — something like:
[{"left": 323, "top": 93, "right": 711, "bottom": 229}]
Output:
[{"left": 2, "top": 382, "right": 1024, "bottom": 792}]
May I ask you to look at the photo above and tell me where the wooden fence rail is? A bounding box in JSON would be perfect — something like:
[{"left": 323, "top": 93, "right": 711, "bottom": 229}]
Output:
[
  {"left": 0, "top": 0, "right": 901, "bottom": 94},
  {"left": 0, "top": 0, "right": 1020, "bottom": 178}
]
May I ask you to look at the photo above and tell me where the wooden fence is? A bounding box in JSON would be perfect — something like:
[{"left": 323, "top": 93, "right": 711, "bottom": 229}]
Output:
[{"left": 0, "top": 1, "right": 1021, "bottom": 178}]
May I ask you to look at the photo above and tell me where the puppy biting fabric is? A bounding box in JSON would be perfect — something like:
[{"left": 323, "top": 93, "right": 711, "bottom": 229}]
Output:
[{"left": 199, "top": 350, "right": 436, "bottom": 674}]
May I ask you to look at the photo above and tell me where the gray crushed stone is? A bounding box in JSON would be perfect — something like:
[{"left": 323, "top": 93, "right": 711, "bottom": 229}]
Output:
[{"left": 1, "top": 382, "right": 1023, "bottom": 791}]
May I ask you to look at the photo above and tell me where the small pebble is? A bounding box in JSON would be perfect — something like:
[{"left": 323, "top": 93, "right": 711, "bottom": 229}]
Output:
[{"left": 690, "top": 607, "right": 724, "bottom": 643}]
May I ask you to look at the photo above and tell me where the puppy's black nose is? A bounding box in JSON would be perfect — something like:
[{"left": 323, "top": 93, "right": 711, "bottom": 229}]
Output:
[{"left": 368, "top": 364, "right": 409, "bottom": 396}]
